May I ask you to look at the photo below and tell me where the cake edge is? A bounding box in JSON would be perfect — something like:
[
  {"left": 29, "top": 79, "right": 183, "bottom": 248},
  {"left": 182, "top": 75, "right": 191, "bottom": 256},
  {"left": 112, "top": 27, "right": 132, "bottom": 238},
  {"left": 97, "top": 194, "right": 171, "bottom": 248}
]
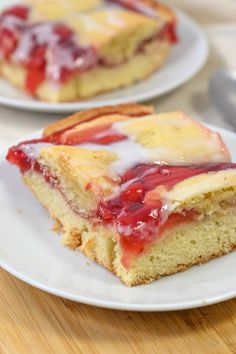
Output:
[{"left": 23, "top": 171, "right": 236, "bottom": 286}]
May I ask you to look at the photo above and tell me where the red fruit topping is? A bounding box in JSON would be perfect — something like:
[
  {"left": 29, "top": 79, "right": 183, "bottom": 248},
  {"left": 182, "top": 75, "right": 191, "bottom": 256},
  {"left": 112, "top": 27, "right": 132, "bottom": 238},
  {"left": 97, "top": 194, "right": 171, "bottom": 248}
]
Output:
[
  {"left": 26, "top": 66, "right": 45, "bottom": 95},
  {"left": 26, "top": 45, "right": 46, "bottom": 94},
  {"left": 53, "top": 24, "right": 73, "bottom": 42},
  {"left": 59, "top": 123, "right": 127, "bottom": 145},
  {"left": 6, "top": 146, "right": 31, "bottom": 173},
  {"left": 121, "top": 185, "right": 144, "bottom": 202},
  {"left": 2, "top": 5, "right": 29, "bottom": 20},
  {"left": 98, "top": 203, "right": 114, "bottom": 221},
  {"left": 159, "top": 209, "right": 198, "bottom": 234},
  {"left": 97, "top": 162, "right": 236, "bottom": 267},
  {"left": 0, "top": 28, "right": 18, "bottom": 59},
  {"left": 0, "top": 6, "right": 28, "bottom": 60},
  {"left": 159, "top": 21, "right": 178, "bottom": 43}
]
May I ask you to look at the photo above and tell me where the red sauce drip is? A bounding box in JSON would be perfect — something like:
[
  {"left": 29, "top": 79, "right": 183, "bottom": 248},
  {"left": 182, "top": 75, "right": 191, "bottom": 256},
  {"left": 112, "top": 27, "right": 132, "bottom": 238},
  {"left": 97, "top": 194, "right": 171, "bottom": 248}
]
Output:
[
  {"left": 44, "top": 107, "right": 151, "bottom": 143},
  {"left": 0, "top": 6, "right": 28, "bottom": 60},
  {"left": 1, "top": 5, "right": 29, "bottom": 20},
  {"left": 7, "top": 144, "right": 32, "bottom": 172},
  {"left": 0, "top": 27, "right": 18, "bottom": 60},
  {"left": 97, "top": 162, "right": 236, "bottom": 267},
  {"left": 159, "top": 21, "right": 178, "bottom": 43},
  {"left": 58, "top": 123, "right": 127, "bottom": 145},
  {"left": 26, "top": 45, "right": 47, "bottom": 94}
]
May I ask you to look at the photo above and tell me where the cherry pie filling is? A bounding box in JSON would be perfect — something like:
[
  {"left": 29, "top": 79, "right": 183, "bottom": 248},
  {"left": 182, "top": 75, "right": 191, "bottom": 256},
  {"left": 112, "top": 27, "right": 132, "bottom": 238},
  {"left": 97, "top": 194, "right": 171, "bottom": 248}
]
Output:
[
  {"left": 6, "top": 119, "right": 236, "bottom": 268},
  {"left": 0, "top": 2, "right": 177, "bottom": 95}
]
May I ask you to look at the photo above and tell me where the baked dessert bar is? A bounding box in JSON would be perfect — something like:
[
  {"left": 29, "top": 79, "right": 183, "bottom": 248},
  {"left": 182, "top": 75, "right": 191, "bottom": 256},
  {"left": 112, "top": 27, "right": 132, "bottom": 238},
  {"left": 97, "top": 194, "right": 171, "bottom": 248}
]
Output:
[
  {"left": 0, "top": 0, "right": 177, "bottom": 102},
  {"left": 7, "top": 103, "right": 236, "bottom": 286}
]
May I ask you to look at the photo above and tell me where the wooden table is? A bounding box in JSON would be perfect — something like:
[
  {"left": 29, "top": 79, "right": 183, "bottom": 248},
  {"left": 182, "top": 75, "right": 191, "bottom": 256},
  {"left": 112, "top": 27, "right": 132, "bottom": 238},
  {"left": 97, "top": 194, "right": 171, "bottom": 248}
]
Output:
[
  {"left": 1, "top": 269, "right": 236, "bottom": 353},
  {"left": 1, "top": 1, "right": 236, "bottom": 353}
]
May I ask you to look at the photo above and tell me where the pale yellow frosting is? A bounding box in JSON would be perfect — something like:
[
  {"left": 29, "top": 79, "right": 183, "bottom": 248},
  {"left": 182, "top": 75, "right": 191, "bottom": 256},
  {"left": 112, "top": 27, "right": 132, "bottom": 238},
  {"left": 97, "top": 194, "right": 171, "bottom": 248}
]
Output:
[{"left": 25, "top": 0, "right": 105, "bottom": 21}]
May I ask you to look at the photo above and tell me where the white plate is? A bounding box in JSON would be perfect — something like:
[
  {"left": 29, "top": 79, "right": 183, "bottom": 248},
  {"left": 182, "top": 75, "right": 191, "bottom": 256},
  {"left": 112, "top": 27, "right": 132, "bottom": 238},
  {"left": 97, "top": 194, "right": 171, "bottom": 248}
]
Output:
[
  {"left": 0, "top": 124, "right": 236, "bottom": 311},
  {"left": 0, "top": 8, "right": 208, "bottom": 113}
]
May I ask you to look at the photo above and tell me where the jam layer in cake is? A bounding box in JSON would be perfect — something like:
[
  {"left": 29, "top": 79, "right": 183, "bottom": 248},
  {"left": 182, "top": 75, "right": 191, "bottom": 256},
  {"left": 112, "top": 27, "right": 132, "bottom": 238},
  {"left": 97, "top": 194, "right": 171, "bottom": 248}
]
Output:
[
  {"left": 0, "top": 0, "right": 177, "bottom": 102},
  {"left": 7, "top": 103, "right": 236, "bottom": 286}
]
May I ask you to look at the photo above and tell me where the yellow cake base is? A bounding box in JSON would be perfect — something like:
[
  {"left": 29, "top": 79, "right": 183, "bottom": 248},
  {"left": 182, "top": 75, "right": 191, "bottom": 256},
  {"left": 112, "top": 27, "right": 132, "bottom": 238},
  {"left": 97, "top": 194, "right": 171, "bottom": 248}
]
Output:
[
  {"left": 0, "top": 40, "right": 170, "bottom": 102},
  {"left": 23, "top": 171, "right": 236, "bottom": 286}
]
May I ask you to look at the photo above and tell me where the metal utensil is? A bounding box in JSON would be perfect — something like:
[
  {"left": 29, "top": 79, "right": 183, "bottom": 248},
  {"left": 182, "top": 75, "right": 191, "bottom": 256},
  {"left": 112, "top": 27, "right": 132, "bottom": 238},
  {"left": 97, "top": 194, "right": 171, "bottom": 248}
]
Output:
[{"left": 209, "top": 68, "right": 236, "bottom": 129}]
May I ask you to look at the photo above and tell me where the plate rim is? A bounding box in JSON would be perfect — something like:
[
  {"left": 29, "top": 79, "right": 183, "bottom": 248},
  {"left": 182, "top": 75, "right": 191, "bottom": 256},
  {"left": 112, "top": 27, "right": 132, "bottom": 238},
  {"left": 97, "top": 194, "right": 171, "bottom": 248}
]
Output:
[
  {"left": 0, "top": 123, "right": 236, "bottom": 311},
  {"left": 1, "top": 258, "right": 236, "bottom": 311},
  {"left": 0, "top": 9, "right": 209, "bottom": 113}
]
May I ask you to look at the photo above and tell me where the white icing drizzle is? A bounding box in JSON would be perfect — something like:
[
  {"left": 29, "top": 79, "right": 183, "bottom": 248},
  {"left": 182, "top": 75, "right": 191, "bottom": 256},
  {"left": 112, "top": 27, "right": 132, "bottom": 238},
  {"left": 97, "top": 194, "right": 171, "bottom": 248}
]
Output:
[
  {"left": 20, "top": 142, "right": 53, "bottom": 160},
  {"left": 9, "top": 20, "right": 97, "bottom": 81},
  {"left": 79, "top": 139, "right": 161, "bottom": 175},
  {"left": 0, "top": 14, "right": 24, "bottom": 30},
  {"left": 19, "top": 134, "right": 169, "bottom": 175},
  {"left": 12, "top": 23, "right": 59, "bottom": 62},
  {"left": 20, "top": 117, "right": 228, "bottom": 177}
]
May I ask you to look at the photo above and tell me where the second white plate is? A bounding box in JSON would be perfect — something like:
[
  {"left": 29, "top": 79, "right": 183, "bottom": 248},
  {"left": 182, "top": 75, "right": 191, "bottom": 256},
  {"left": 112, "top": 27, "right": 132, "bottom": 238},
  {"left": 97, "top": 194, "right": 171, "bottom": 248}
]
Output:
[{"left": 0, "top": 9, "right": 208, "bottom": 113}]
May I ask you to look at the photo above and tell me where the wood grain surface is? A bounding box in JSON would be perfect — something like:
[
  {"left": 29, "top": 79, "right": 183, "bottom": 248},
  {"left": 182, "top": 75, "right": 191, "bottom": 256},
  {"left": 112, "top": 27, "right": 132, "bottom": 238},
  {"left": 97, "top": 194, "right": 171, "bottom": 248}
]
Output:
[{"left": 1, "top": 268, "right": 236, "bottom": 354}]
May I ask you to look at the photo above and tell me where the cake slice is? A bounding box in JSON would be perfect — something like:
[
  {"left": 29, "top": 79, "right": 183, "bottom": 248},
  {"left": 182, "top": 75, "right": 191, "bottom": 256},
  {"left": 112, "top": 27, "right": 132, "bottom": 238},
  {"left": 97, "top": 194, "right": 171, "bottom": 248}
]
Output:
[
  {"left": 0, "top": 0, "right": 177, "bottom": 102},
  {"left": 6, "top": 103, "right": 236, "bottom": 286}
]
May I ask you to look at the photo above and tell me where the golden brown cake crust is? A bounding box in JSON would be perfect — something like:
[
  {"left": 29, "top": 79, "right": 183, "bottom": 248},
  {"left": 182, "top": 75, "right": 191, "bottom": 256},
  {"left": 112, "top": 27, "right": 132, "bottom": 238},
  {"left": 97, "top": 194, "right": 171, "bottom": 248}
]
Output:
[
  {"left": 25, "top": 0, "right": 176, "bottom": 23},
  {"left": 137, "top": 0, "right": 176, "bottom": 22},
  {"left": 43, "top": 103, "right": 154, "bottom": 136},
  {"left": 125, "top": 245, "right": 236, "bottom": 286}
]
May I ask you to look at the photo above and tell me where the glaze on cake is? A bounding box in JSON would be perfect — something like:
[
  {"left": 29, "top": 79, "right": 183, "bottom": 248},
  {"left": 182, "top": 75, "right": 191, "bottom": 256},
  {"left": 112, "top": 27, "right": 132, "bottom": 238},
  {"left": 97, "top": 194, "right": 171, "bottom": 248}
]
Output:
[{"left": 0, "top": 1, "right": 177, "bottom": 102}]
